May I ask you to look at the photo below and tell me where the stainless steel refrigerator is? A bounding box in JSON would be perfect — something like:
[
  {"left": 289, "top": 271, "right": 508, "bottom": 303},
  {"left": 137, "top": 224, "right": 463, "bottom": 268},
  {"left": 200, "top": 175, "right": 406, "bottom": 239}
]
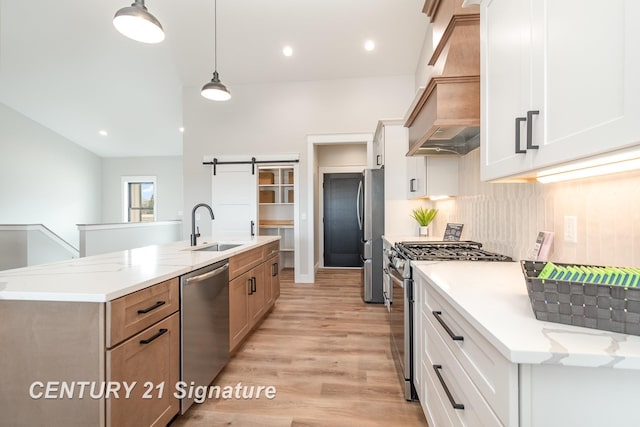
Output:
[{"left": 357, "top": 168, "right": 385, "bottom": 303}]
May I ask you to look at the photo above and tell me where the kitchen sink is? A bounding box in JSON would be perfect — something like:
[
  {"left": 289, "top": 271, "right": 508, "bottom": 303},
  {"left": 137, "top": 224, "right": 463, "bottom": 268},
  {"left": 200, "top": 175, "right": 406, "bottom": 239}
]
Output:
[{"left": 192, "top": 243, "right": 243, "bottom": 252}]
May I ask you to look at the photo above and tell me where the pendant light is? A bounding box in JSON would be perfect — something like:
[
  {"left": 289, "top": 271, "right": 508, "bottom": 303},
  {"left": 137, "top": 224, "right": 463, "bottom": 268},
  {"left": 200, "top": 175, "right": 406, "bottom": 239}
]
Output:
[
  {"left": 113, "top": 0, "right": 165, "bottom": 44},
  {"left": 201, "top": 0, "right": 231, "bottom": 101}
]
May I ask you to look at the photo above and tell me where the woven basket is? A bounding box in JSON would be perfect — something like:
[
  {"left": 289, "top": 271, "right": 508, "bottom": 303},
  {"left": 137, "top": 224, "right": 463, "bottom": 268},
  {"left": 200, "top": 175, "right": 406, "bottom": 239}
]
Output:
[{"left": 521, "top": 260, "right": 640, "bottom": 336}]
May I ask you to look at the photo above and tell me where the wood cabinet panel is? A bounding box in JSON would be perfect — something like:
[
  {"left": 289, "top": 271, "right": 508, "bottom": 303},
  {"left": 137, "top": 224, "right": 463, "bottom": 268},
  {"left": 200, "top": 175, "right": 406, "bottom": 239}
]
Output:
[
  {"left": 229, "top": 270, "right": 252, "bottom": 352},
  {"left": 229, "top": 244, "right": 280, "bottom": 353},
  {"left": 106, "top": 312, "right": 180, "bottom": 427},
  {"left": 229, "top": 246, "right": 264, "bottom": 280},
  {"left": 107, "top": 277, "right": 179, "bottom": 347}
]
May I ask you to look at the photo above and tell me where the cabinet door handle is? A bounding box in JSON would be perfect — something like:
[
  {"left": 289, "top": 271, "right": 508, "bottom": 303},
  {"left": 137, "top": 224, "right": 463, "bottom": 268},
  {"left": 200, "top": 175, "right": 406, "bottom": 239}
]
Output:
[
  {"left": 139, "top": 328, "right": 168, "bottom": 345},
  {"left": 376, "top": 154, "right": 382, "bottom": 165},
  {"left": 526, "top": 110, "right": 540, "bottom": 149},
  {"left": 272, "top": 262, "right": 278, "bottom": 277},
  {"left": 251, "top": 277, "right": 257, "bottom": 293},
  {"left": 248, "top": 278, "right": 253, "bottom": 295},
  {"left": 250, "top": 220, "right": 255, "bottom": 237},
  {"left": 137, "top": 301, "right": 166, "bottom": 314},
  {"left": 432, "top": 311, "right": 464, "bottom": 341},
  {"left": 515, "top": 117, "right": 527, "bottom": 154},
  {"left": 433, "top": 365, "right": 465, "bottom": 410},
  {"left": 410, "top": 178, "right": 417, "bottom": 192}
]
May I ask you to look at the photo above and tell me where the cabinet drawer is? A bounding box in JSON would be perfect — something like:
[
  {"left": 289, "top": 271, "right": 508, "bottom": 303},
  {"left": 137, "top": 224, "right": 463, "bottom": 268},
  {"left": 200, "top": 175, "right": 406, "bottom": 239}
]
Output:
[
  {"left": 107, "top": 278, "right": 179, "bottom": 347},
  {"left": 422, "top": 311, "right": 503, "bottom": 427},
  {"left": 421, "top": 285, "right": 517, "bottom": 426},
  {"left": 229, "top": 246, "right": 264, "bottom": 279},
  {"left": 106, "top": 312, "right": 180, "bottom": 427},
  {"left": 263, "top": 240, "right": 280, "bottom": 259}
]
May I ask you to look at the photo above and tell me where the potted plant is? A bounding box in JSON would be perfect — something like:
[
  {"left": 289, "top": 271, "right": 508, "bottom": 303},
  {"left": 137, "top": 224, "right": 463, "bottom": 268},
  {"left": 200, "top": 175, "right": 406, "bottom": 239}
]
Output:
[{"left": 411, "top": 207, "right": 438, "bottom": 236}]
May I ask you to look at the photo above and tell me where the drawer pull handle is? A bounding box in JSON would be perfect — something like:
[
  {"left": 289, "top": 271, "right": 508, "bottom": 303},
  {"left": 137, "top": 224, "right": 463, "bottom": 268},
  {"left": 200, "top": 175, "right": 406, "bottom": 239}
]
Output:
[
  {"left": 139, "top": 328, "right": 168, "bottom": 345},
  {"left": 137, "top": 301, "right": 166, "bottom": 314},
  {"left": 433, "top": 365, "right": 465, "bottom": 410},
  {"left": 515, "top": 117, "right": 527, "bottom": 154},
  {"left": 251, "top": 277, "right": 257, "bottom": 294},
  {"left": 526, "top": 110, "right": 540, "bottom": 149},
  {"left": 432, "top": 311, "right": 464, "bottom": 341}
]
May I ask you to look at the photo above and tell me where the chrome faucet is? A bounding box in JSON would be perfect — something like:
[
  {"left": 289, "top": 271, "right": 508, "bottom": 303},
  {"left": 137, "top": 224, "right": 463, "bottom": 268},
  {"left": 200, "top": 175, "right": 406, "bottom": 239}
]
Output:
[{"left": 191, "top": 203, "right": 215, "bottom": 246}]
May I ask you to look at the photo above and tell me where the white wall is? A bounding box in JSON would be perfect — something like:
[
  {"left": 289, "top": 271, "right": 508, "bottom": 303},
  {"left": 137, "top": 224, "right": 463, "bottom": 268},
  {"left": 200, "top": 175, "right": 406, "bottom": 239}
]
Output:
[
  {"left": 183, "top": 75, "right": 415, "bottom": 281},
  {"left": 0, "top": 103, "right": 102, "bottom": 247},
  {"left": 433, "top": 149, "right": 640, "bottom": 267},
  {"left": 317, "top": 144, "right": 367, "bottom": 167},
  {"left": 101, "top": 156, "right": 184, "bottom": 223}
]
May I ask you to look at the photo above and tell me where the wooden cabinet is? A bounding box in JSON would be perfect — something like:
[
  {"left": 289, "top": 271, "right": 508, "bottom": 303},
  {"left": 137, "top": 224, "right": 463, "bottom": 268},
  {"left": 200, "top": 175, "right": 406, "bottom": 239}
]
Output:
[
  {"left": 258, "top": 165, "right": 296, "bottom": 269},
  {"left": 229, "top": 241, "right": 281, "bottom": 353},
  {"left": 229, "top": 270, "right": 252, "bottom": 352},
  {"left": 0, "top": 278, "right": 181, "bottom": 427},
  {"left": 106, "top": 313, "right": 180, "bottom": 427},
  {"left": 265, "top": 252, "right": 281, "bottom": 306},
  {"left": 480, "top": 0, "right": 640, "bottom": 181},
  {"left": 106, "top": 278, "right": 180, "bottom": 427},
  {"left": 107, "top": 277, "right": 179, "bottom": 347}
]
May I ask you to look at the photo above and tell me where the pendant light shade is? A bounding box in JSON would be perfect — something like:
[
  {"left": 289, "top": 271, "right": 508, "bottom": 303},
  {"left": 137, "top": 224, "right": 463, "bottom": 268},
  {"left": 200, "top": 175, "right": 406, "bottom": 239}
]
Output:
[
  {"left": 201, "top": 0, "right": 231, "bottom": 101},
  {"left": 113, "top": 0, "right": 165, "bottom": 44},
  {"left": 202, "top": 71, "right": 232, "bottom": 101}
]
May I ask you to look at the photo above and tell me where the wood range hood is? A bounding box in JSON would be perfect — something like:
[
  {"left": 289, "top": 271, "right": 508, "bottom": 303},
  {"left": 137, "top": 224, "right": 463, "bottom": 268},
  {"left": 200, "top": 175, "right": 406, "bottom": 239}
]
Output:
[{"left": 405, "top": 0, "right": 480, "bottom": 156}]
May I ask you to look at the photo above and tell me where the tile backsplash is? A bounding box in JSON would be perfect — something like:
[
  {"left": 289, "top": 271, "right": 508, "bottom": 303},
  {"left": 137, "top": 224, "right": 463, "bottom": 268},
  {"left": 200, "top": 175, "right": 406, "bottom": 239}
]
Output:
[{"left": 432, "top": 149, "right": 640, "bottom": 267}]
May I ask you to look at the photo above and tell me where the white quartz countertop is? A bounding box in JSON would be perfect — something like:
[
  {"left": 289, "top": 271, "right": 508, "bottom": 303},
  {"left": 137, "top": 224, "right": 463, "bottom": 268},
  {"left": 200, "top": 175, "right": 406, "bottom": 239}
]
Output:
[
  {"left": 413, "top": 261, "right": 640, "bottom": 369},
  {"left": 0, "top": 236, "right": 279, "bottom": 303}
]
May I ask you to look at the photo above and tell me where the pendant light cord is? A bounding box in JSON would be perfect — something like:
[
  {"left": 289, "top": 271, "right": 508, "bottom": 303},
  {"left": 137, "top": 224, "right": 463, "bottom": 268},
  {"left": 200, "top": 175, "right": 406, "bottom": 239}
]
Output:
[{"left": 214, "top": 0, "right": 218, "bottom": 72}]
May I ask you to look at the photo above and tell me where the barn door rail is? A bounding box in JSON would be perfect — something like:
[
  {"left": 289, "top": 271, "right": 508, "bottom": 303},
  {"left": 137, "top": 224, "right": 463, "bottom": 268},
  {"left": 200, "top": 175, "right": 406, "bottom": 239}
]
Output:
[{"left": 203, "top": 157, "right": 300, "bottom": 175}]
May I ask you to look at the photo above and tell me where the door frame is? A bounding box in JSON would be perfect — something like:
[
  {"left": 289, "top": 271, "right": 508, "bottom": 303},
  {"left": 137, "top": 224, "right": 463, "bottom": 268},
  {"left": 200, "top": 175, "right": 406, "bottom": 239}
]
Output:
[
  {"left": 318, "top": 167, "right": 365, "bottom": 268},
  {"left": 306, "top": 133, "right": 372, "bottom": 282}
]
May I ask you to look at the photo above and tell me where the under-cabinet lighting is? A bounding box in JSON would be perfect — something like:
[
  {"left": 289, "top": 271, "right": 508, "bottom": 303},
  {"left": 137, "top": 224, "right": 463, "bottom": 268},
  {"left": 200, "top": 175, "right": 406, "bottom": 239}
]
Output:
[
  {"left": 428, "top": 195, "right": 450, "bottom": 201},
  {"left": 536, "top": 148, "right": 640, "bottom": 183}
]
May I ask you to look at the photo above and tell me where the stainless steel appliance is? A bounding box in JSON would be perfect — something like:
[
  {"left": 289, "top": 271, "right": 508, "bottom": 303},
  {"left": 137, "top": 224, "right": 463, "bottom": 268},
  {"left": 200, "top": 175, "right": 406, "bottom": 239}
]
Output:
[
  {"left": 357, "top": 168, "right": 385, "bottom": 303},
  {"left": 384, "top": 241, "right": 512, "bottom": 400},
  {"left": 180, "top": 260, "right": 230, "bottom": 413}
]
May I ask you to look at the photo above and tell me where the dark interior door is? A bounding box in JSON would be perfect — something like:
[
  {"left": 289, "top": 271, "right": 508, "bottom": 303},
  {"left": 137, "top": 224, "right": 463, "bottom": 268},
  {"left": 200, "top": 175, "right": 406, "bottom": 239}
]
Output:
[{"left": 323, "top": 173, "right": 362, "bottom": 267}]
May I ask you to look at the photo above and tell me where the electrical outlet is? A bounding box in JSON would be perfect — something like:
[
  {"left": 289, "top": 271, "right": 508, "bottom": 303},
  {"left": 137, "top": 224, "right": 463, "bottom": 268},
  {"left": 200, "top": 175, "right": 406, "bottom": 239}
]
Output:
[{"left": 564, "top": 216, "right": 577, "bottom": 243}]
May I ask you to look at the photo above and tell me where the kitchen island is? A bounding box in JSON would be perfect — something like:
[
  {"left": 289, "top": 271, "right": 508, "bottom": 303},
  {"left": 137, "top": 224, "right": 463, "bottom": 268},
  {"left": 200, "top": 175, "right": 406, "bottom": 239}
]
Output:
[
  {"left": 0, "top": 236, "right": 280, "bottom": 427},
  {"left": 413, "top": 261, "right": 640, "bottom": 427}
]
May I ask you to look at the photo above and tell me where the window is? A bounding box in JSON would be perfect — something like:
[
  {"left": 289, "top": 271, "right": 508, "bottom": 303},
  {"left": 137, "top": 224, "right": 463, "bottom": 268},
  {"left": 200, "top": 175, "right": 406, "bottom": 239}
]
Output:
[{"left": 122, "top": 176, "right": 157, "bottom": 222}]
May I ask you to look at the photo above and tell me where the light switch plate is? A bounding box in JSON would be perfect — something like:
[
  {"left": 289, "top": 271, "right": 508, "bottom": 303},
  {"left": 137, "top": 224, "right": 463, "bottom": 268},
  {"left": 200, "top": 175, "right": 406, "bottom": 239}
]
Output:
[{"left": 564, "top": 216, "right": 577, "bottom": 243}]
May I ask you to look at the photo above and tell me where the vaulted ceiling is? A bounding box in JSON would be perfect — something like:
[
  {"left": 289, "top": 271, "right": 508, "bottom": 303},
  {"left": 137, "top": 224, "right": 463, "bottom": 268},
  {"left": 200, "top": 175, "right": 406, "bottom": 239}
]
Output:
[{"left": 0, "top": 0, "right": 427, "bottom": 157}]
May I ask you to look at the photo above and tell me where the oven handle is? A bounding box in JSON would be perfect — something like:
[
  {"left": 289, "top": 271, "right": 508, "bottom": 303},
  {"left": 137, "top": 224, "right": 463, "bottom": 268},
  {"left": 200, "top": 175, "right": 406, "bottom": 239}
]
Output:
[
  {"left": 432, "top": 311, "right": 464, "bottom": 341},
  {"left": 385, "top": 266, "right": 404, "bottom": 285}
]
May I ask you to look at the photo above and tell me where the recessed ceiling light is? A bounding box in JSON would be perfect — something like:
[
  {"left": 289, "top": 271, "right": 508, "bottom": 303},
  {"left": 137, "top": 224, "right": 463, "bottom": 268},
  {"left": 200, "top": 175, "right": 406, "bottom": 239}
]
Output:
[
  {"left": 282, "top": 46, "right": 293, "bottom": 57},
  {"left": 99, "top": 130, "right": 108, "bottom": 136},
  {"left": 364, "top": 40, "right": 375, "bottom": 52},
  {"left": 179, "top": 127, "right": 185, "bottom": 133}
]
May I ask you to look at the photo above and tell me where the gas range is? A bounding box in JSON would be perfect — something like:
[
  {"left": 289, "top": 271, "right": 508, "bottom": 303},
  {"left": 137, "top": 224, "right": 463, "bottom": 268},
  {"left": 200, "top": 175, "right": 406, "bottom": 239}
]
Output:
[
  {"left": 384, "top": 240, "right": 512, "bottom": 401},
  {"left": 387, "top": 241, "right": 512, "bottom": 279},
  {"left": 395, "top": 241, "right": 513, "bottom": 262}
]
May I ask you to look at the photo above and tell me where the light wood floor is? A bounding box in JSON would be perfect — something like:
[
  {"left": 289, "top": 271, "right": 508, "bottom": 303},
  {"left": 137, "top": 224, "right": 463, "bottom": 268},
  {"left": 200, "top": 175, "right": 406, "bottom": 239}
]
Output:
[{"left": 171, "top": 269, "right": 428, "bottom": 427}]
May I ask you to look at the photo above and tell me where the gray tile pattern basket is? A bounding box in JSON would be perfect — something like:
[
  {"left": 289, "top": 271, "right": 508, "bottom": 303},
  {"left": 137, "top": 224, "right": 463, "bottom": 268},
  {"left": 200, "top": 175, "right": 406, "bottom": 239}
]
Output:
[{"left": 521, "top": 260, "right": 640, "bottom": 336}]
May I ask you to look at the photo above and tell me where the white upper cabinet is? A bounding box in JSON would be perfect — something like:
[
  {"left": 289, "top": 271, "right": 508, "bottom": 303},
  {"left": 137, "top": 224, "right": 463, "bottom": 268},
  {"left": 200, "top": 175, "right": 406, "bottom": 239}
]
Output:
[
  {"left": 480, "top": 0, "right": 640, "bottom": 181},
  {"left": 407, "top": 156, "right": 459, "bottom": 199}
]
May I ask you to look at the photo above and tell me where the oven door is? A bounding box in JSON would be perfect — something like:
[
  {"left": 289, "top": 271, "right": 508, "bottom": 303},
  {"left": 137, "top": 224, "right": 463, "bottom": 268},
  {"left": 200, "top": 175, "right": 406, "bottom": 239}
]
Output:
[{"left": 387, "top": 265, "right": 414, "bottom": 400}]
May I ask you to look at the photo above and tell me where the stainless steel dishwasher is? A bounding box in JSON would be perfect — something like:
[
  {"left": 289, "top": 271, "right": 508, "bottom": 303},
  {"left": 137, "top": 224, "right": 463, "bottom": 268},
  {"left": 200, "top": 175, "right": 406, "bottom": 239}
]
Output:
[{"left": 180, "top": 259, "right": 229, "bottom": 414}]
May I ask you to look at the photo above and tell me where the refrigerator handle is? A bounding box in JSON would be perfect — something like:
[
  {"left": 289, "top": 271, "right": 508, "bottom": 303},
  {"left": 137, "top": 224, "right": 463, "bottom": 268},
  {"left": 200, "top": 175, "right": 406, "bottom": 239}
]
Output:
[{"left": 356, "top": 179, "right": 363, "bottom": 231}]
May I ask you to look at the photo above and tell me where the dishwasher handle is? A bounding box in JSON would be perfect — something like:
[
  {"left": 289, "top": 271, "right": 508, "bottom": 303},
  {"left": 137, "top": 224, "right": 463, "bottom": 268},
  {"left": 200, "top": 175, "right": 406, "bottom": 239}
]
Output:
[{"left": 184, "top": 263, "right": 229, "bottom": 286}]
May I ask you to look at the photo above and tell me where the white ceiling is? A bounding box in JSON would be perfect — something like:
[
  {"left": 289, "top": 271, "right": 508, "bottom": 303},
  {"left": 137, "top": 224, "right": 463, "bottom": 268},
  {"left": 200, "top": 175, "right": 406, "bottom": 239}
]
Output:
[{"left": 0, "top": 0, "right": 427, "bottom": 157}]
